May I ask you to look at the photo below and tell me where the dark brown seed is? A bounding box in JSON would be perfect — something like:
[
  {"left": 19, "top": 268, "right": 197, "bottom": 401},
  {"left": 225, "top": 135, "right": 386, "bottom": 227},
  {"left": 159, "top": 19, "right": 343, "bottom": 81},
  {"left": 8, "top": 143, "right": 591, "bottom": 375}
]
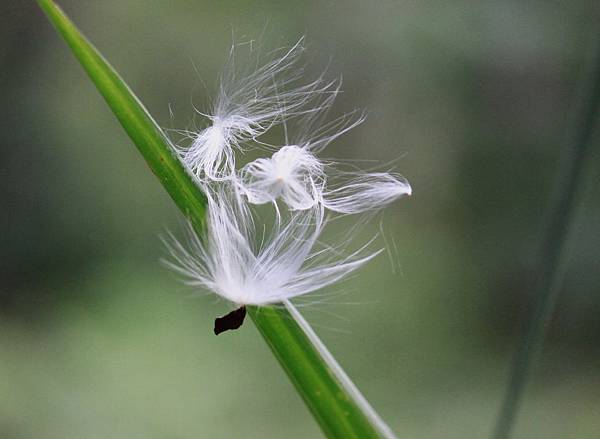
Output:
[{"left": 214, "top": 306, "right": 246, "bottom": 335}]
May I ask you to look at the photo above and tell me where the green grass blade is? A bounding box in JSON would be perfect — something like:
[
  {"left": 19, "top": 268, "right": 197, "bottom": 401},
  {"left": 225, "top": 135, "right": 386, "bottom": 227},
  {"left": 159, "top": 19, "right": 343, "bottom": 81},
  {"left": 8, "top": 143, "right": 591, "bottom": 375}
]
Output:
[
  {"left": 37, "top": 1, "right": 396, "bottom": 437},
  {"left": 492, "top": 29, "right": 600, "bottom": 439}
]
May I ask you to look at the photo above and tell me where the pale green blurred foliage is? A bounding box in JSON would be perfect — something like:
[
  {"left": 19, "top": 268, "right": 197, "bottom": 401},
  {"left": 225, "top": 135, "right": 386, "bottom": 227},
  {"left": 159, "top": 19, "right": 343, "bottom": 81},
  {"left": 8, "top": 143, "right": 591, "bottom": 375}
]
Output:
[{"left": 1, "top": 1, "right": 599, "bottom": 438}]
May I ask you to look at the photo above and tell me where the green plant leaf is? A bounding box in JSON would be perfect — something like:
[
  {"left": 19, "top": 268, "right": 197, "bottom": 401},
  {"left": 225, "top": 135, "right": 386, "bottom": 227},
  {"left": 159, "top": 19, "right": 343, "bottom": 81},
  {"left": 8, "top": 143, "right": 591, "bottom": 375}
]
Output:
[{"left": 37, "top": 1, "right": 396, "bottom": 437}]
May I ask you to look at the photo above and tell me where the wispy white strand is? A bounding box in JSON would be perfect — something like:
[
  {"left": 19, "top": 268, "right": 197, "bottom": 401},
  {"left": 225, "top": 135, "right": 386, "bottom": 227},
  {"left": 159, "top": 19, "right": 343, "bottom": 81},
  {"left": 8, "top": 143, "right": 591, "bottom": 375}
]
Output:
[{"left": 323, "top": 172, "right": 412, "bottom": 214}]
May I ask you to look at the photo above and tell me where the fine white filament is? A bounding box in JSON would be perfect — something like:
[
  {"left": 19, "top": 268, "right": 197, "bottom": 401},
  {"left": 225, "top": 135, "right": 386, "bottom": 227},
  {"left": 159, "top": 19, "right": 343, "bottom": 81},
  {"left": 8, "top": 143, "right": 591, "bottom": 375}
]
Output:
[{"left": 323, "top": 172, "right": 412, "bottom": 214}]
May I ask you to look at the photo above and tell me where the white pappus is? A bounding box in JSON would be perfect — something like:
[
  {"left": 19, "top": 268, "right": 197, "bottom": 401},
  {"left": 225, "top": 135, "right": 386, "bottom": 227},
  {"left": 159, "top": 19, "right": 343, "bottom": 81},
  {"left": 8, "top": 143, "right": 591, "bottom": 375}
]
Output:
[
  {"left": 176, "top": 37, "right": 334, "bottom": 181},
  {"left": 163, "top": 188, "right": 379, "bottom": 308},
  {"left": 168, "top": 37, "right": 412, "bottom": 336},
  {"left": 238, "top": 93, "right": 412, "bottom": 213},
  {"left": 240, "top": 145, "right": 325, "bottom": 211}
]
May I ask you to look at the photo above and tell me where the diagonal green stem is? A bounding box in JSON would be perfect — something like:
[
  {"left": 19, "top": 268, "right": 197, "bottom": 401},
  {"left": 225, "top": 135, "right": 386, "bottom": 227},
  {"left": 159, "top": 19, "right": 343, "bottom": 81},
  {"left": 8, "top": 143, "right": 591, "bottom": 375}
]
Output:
[
  {"left": 37, "top": 1, "right": 395, "bottom": 437},
  {"left": 492, "top": 27, "right": 600, "bottom": 439}
]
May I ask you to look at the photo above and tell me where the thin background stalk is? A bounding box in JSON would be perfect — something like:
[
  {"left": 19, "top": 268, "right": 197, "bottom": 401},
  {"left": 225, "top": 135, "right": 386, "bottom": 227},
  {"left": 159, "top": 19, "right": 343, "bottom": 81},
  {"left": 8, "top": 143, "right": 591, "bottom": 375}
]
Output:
[{"left": 493, "top": 19, "right": 600, "bottom": 439}]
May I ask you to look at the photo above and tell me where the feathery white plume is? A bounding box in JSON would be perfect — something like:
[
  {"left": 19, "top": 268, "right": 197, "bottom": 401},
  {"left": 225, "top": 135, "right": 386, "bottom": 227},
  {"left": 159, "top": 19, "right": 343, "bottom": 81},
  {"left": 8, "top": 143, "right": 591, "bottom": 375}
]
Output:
[
  {"left": 165, "top": 36, "right": 412, "bottom": 338},
  {"left": 323, "top": 172, "right": 412, "bottom": 214},
  {"left": 241, "top": 147, "right": 411, "bottom": 214},
  {"left": 163, "top": 189, "right": 379, "bottom": 307},
  {"left": 240, "top": 145, "right": 324, "bottom": 210},
  {"left": 238, "top": 90, "right": 411, "bottom": 213},
  {"left": 177, "top": 38, "right": 332, "bottom": 181}
]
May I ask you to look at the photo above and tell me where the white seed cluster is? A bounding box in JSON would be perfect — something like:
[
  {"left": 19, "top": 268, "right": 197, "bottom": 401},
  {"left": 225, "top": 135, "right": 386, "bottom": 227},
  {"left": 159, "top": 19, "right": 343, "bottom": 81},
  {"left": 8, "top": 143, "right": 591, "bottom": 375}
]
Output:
[{"left": 164, "top": 38, "right": 411, "bottom": 307}]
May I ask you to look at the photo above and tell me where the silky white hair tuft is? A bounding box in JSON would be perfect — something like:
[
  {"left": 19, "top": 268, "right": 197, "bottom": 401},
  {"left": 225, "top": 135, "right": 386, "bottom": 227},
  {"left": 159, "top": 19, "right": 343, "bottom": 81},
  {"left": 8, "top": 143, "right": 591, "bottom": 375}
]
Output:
[
  {"left": 177, "top": 38, "right": 336, "bottom": 181},
  {"left": 323, "top": 172, "right": 412, "bottom": 214},
  {"left": 165, "top": 36, "right": 411, "bottom": 312},
  {"left": 163, "top": 189, "right": 379, "bottom": 306},
  {"left": 240, "top": 145, "right": 325, "bottom": 210}
]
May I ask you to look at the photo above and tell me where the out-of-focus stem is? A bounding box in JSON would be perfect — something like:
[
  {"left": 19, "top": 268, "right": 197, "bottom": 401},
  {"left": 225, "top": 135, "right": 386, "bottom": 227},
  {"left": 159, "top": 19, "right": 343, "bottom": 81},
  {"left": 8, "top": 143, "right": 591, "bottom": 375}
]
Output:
[{"left": 493, "top": 24, "right": 600, "bottom": 439}]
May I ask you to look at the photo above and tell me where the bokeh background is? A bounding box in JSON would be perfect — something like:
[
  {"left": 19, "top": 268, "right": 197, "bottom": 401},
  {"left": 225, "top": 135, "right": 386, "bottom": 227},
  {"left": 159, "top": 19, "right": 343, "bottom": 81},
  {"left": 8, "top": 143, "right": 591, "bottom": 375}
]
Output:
[{"left": 2, "top": 1, "right": 600, "bottom": 438}]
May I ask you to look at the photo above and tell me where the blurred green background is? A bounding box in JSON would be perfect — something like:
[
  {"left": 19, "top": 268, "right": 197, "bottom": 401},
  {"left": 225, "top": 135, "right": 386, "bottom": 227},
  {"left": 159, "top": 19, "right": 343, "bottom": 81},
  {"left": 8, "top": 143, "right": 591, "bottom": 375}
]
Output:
[{"left": 2, "top": 1, "right": 600, "bottom": 438}]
